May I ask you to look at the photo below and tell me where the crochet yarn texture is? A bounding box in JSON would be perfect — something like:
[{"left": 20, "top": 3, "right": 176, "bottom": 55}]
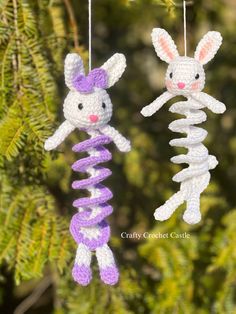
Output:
[
  {"left": 141, "top": 28, "right": 226, "bottom": 224},
  {"left": 44, "top": 53, "right": 131, "bottom": 285}
]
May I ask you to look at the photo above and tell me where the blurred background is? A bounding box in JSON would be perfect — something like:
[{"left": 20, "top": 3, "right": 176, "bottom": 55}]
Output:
[{"left": 0, "top": 0, "right": 236, "bottom": 313}]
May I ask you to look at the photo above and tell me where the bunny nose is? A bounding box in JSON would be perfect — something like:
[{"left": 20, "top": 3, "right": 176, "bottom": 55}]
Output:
[
  {"left": 89, "top": 115, "right": 99, "bottom": 123},
  {"left": 177, "top": 82, "right": 185, "bottom": 89}
]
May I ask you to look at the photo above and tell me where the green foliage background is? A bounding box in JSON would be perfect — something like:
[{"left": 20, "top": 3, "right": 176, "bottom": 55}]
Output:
[{"left": 0, "top": 0, "right": 236, "bottom": 313}]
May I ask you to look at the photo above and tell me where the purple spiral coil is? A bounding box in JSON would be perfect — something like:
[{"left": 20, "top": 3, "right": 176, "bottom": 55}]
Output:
[{"left": 69, "top": 134, "right": 114, "bottom": 251}]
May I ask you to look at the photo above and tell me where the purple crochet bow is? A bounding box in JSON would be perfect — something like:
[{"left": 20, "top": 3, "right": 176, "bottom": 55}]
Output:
[{"left": 72, "top": 68, "right": 108, "bottom": 93}]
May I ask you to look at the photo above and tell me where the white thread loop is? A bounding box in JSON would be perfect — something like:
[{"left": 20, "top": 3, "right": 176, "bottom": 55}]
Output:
[
  {"left": 183, "top": 0, "right": 187, "bottom": 56},
  {"left": 88, "top": 0, "right": 92, "bottom": 71}
]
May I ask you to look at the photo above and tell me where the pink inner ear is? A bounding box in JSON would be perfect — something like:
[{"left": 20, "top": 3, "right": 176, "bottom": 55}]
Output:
[
  {"left": 159, "top": 36, "right": 174, "bottom": 61},
  {"left": 199, "top": 39, "right": 213, "bottom": 62}
]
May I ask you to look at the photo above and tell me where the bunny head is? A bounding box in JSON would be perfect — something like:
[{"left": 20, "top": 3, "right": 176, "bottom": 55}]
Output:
[
  {"left": 63, "top": 53, "right": 126, "bottom": 129},
  {"left": 151, "top": 28, "right": 222, "bottom": 96}
]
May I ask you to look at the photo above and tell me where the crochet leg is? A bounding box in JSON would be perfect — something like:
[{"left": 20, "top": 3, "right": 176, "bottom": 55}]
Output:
[
  {"left": 72, "top": 243, "right": 92, "bottom": 286},
  {"left": 154, "top": 190, "right": 185, "bottom": 221},
  {"left": 183, "top": 194, "right": 201, "bottom": 224},
  {"left": 96, "top": 244, "right": 119, "bottom": 285}
]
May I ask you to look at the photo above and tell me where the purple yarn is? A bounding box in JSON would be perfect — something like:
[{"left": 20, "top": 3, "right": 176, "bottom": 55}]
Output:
[
  {"left": 72, "top": 167, "right": 111, "bottom": 189},
  {"left": 73, "top": 184, "right": 113, "bottom": 207},
  {"left": 72, "top": 68, "right": 108, "bottom": 93},
  {"left": 72, "top": 264, "right": 92, "bottom": 286},
  {"left": 70, "top": 204, "right": 113, "bottom": 228},
  {"left": 100, "top": 266, "right": 119, "bottom": 285},
  {"left": 69, "top": 133, "right": 118, "bottom": 285},
  {"left": 70, "top": 218, "right": 110, "bottom": 250},
  {"left": 72, "top": 135, "right": 111, "bottom": 153}
]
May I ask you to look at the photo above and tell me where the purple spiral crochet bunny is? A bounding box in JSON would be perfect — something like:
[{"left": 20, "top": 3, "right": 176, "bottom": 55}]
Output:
[{"left": 44, "top": 53, "right": 131, "bottom": 286}]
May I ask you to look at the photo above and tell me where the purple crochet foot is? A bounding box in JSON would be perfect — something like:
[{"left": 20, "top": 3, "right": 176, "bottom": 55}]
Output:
[
  {"left": 72, "top": 264, "right": 92, "bottom": 286},
  {"left": 100, "top": 266, "right": 119, "bottom": 285}
]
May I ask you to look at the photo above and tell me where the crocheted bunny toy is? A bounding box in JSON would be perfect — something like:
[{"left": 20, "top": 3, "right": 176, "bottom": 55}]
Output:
[
  {"left": 45, "top": 53, "right": 130, "bottom": 152},
  {"left": 141, "top": 28, "right": 226, "bottom": 224},
  {"left": 45, "top": 53, "right": 130, "bottom": 286}
]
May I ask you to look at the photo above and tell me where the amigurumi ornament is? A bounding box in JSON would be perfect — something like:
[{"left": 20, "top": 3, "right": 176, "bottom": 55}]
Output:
[
  {"left": 45, "top": 53, "right": 131, "bottom": 285},
  {"left": 141, "top": 28, "right": 226, "bottom": 225}
]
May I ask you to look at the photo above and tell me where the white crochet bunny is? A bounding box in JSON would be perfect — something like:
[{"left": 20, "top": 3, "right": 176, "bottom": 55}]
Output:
[
  {"left": 45, "top": 53, "right": 131, "bottom": 153},
  {"left": 44, "top": 53, "right": 130, "bottom": 286},
  {"left": 141, "top": 28, "right": 226, "bottom": 224}
]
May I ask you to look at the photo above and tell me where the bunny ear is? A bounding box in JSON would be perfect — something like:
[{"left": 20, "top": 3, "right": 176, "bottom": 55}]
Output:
[
  {"left": 101, "top": 53, "right": 126, "bottom": 88},
  {"left": 194, "top": 31, "right": 222, "bottom": 65},
  {"left": 151, "top": 28, "right": 179, "bottom": 63},
  {"left": 64, "top": 53, "right": 85, "bottom": 90}
]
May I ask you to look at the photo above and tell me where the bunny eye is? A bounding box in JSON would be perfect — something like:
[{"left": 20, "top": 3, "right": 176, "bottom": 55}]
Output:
[
  {"left": 102, "top": 103, "right": 106, "bottom": 109},
  {"left": 78, "top": 103, "right": 83, "bottom": 110},
  {"left": 195, "top": 73, "right": 200, "bottom": 80},
  {"left": 169, "top": 72, "right": 173, "bottom": 79}
]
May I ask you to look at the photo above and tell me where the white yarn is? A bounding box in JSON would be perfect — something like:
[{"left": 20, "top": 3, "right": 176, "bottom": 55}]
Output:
[
  {"left": 64, "top": 54, "right": 85, "bottom": 91},
  {"left": 100, "top": 125, "right": 131, "bottom": 152},
  {"left": 74, "top": 243, "right": 117, "bottom": 279},
  {"left": 183, "top": 0, "right": 187, "bottom": 56},
  {"left": 88, "top": 0, "right": 92, "bottom": 71},
  {"left": 96, "top": 244, "right": 116, "bottom": 269},
  {"left": 141, "top": 28, "right": 225, "bottom": 224},
  {"left": 75, "top": 243, "right": 92, "bottom": 267},
  {"left": 154, "top": 97, "right": 217, "bottom": 224},
  {"left": 194, "top": 32, "right": 223, "bottom": 65},
  {"left": 44, "top": 53, "right": 130, "bottom": 153},
  {"left": 101, "top": 53, "right": 127, "bottom": 88},
  {"left": 44, "top": 120, "right": 75, "bottom": 151}
]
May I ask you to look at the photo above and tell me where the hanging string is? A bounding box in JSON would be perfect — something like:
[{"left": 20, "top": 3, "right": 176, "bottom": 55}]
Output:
[
  {"left": 88, "top": 0, "right": 92, "bottom": 71},
  {"left": 183, "top": 0, "right": 187, "bottom": 56}
]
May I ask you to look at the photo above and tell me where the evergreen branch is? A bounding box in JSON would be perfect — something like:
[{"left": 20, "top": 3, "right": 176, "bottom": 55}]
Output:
[
  {"left": 14, "top": 198, "right": 35, "bottom": 283},
  {"left": 0, "top": 33, "right": 15, "bottom": 109},
  {"left": 23, "top": 36, "right": 57, "bottom": 115},
  {"left": 19, "top": 0, "right": 38, "bottom": 37},
  {"left": 0, "top": 236, "right": 15, "bottom": 262},
  {"left": 4, "top": 192, "right": 22, "bottom": 225},
  {"left": 31, "top": 216, "right": 51, "bottom": 276},
  {"left": 0, "top": 116, "right": 25, "bottom": 160},
  {"left": 0, "top": 0, "right": 11, "bottom": 18},
  {"left": 48, "top": 216, "right": 73, "bottom": 273},
  {"left": 4, "top": 124, "right": 24, "bottom": 159}
]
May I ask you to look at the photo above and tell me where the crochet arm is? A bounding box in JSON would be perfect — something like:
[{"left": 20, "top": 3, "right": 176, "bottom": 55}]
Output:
[
  {"left": 141, "top": 91, "right": 174, "bottom": 117},
  {"left": 192, "top": 92, "right": 226, "bottom": 114},
  {"left": 44, "top": 120, "right": 75, "bottom": 151},
  {"left": 100, "top": 125, "right": 131, "bottom": 153}
]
